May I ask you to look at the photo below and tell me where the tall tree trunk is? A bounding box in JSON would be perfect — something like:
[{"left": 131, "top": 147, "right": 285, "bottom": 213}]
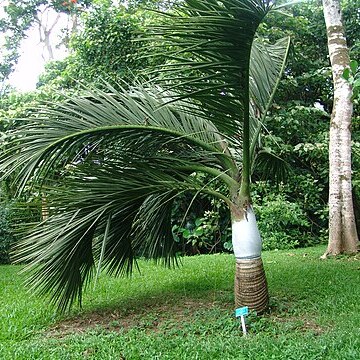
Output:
[{"left": 322, "top": 0, "right": 359, "bottom": 256}]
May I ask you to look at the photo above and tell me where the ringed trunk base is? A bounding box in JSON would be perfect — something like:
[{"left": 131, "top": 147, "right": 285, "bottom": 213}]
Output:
[{"left": 235, "top": 257, "right": 269, "bottom": 314}]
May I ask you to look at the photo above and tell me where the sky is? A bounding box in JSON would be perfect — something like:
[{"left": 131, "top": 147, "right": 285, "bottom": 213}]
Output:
[
  {"left": 9, "top": 27, "right": 49, "bottom": 92},
  {"left": 2, "top": 5, "right": 69, "bottom": 92}
]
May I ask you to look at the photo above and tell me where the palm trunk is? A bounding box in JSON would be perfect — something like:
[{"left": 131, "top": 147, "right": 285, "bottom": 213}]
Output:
[
  {"left": 231, "top": 63, "right": 269, "bottom": 313},
  {"left": 322, "top": 0, "right": 359, "bottom": 256},
  {"left": 232, "top": 205, "right": 268, "bottom": 313}
]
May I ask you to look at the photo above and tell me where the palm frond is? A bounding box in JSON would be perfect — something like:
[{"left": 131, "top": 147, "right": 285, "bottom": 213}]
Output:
[
  {"left": 253, "top": 148, "right": 290, "bottom": 183},
  {"left": 0, "top": 84, "right": 237, "bottom": 193},
  {"left": 16, "top": 209, "right": 98, "bottom": 312},
  {"left": 249, "top": 36, "right": 291, "bottom": 159},
  {"left": 132, "top": 192, "right": 179, "bottom": 266},
  {"left": 13, "top": 152, "right": 230, "bottom": 311},
  {"left": 145, "top": 0, "right": 275, "bottom": 134},
  {"left": 250, "top": 37, "right": 291, "bottom": 117}
]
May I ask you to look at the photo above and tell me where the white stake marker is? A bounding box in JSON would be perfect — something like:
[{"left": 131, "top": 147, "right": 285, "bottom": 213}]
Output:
[{"left": 235, "top": 306, "right": 249, "bottom": 335}]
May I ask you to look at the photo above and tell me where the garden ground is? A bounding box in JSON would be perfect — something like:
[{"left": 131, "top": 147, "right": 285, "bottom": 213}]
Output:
[{"left": 1, "top": 245, "right": 360, "bottom": 359}]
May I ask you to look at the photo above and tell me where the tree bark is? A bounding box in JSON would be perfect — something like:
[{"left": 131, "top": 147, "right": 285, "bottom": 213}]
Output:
[{"left": 322, "top": 0, "right": 359, "bottom": 256}]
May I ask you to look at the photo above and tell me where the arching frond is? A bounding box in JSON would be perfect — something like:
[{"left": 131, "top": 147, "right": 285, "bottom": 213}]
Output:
[
  {"left": 145, "top": 0, "right": 275, "bottom": 135},
  {"left": 249, "top": 36, "right": 291, "bottom": 159},
  {"left": 250, "top": 37, "right": 291, "bottom": 117},
  {"left": 0, "top": 84, "right": 237, "bottom": 194},
  {"left": 14, "top": 154, "right": 231, "bottom": 311}
]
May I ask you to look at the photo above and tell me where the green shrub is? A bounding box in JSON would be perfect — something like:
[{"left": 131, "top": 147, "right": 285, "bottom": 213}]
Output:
[
  {"left": 254, "top": 193, "right": 314, "bottom": 250},
  {"left": 0, "top": 196, "right": 42, "bottom": 264},
  {"left": 0, "top": 206, "right": 15, "bottom": 264},
  {"left": 172, "top": 193, "right": 231, "bottom": 255}
]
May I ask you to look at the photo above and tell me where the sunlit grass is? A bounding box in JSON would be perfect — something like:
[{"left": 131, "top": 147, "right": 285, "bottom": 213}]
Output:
[{"left": 1, "top": 245, "right": 360, "bottom": 359}]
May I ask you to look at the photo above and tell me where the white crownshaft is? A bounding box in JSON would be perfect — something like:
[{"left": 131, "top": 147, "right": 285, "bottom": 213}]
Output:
[{"left": 232, "top": 206, "right": 262, "bottom": 259}]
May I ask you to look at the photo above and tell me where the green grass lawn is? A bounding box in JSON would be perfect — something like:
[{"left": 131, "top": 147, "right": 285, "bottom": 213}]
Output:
[{"left": 1, "top": 245, "right": 360, "bottom": 359}]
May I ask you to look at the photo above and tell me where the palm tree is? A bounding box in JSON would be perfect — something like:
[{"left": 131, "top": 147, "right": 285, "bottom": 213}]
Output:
[{"left": 0, "top": 0, "right": 290, "bottom": 313}]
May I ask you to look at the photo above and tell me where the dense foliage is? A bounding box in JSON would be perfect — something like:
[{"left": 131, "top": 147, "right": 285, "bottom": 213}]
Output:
[
  {"left": 37, "top": 7, "right": 150, "bottom": 88},
  {"left": 0, "top": 205, "right": 14, "bottom": 264},
  {"left": 0, "top": 0, "right": 360, "bottom": 263}
]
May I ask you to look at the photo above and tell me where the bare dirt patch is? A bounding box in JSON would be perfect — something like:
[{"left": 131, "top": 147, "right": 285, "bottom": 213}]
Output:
[
  {"left": 300, "top": 319, "right": 325, "bottom": 335},
  {"left": 46, "top": 298, "right": 233, "bottom": 338},
  {"left": 269, "top": 314, "right": 327, "bottom": 336}
]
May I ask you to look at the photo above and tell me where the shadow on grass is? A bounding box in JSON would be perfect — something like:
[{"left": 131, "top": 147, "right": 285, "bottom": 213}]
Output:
[{"left": 49, "top": 287, "right": 234, "bottom": 338}]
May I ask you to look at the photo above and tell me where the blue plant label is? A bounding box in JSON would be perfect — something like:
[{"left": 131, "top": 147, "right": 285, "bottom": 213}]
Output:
[{"left": 235, "top": 306, "right": 249, "bottom": 317}]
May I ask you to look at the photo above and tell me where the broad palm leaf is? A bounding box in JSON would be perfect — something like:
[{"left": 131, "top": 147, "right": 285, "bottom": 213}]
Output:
[{"left": 0, "top": 0, "right": 290, "bottom": 312}]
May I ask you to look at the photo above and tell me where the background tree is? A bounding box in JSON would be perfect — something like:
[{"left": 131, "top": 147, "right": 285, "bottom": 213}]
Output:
[
  {"left": 0, "top": 0, "right": 93, "bottom": 90},
  {"left": 36, "top": 0, "right": 173, "bottom": 90},
  {"left": 321, "top": 0, "right": 359, "bottom": 256},
  {"left": 37, "top": 4, "right": 152, "bottom": 88}
]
